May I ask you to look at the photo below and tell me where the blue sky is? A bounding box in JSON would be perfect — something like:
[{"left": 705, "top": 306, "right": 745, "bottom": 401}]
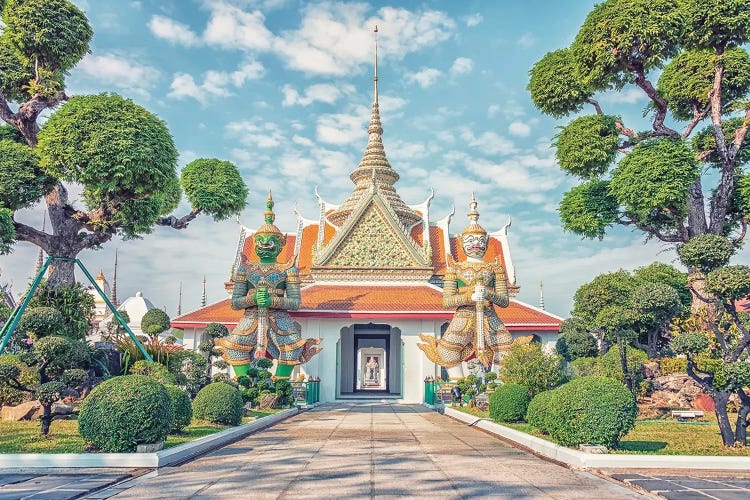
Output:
[{"left": 4, "top": 0, "right": 744, "bottom": 318}]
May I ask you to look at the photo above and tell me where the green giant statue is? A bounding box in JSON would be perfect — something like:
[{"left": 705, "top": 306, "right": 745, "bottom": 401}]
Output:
[{"left": 217, "top": 192, "right": 321, "bottom": 379}]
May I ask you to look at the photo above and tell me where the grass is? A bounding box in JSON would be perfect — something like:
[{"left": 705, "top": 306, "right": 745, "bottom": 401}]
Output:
[
  {"left": 0, "top": 408, "right": 282, "bottom": 454},
  {"left": 452, "top": 405, "right": 750, "bottom": 456}
]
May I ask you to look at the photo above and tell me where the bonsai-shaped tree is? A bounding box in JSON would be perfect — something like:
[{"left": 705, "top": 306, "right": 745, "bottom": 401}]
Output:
[
  {"left": 671, "top": 234, "right": 750, "bottom": 446},
  {"left": 199, "top": 322, "right": 229, "bottom": 385},
  {"left": 528, "top": 0, "right": 750, "bottom": 309},
  {"left": 0, "top": 0, "right": 248, "bottom": 286}
]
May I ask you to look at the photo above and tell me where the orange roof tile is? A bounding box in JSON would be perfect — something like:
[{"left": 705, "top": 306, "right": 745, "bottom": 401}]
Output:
[{"left": 173, "top": 284, "right": 561, "bottom": 330}]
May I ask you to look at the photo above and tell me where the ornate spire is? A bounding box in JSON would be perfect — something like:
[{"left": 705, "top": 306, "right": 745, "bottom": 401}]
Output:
[
  {"left": 462, "top": 193, "right": 487, "bottom": 236},
  {"left": 256, "top": 190, "right": 284, "bottom": 238},
  {"left": 96, "top": 269, "right": 106, "bottom": 281},
  {"left": 201, "top": 275, "right": 207, "bottom": 307},
  {"left": 177, "top": 281, "right": 182, "bottom": 316},
  {"left": 539, "top": 281, "right": 545, "bottom": 310},
  {"left": 34, "top": 213, "right": 46, "bottom": 277},
  {"left": 110, "top": 249, "right": 118, "bottom": 306},
  {"left": 327, "top": 26, "right": 420, "bottom": 228}
]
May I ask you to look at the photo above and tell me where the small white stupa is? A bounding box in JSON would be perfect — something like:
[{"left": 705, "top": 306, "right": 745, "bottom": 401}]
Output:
[{"left": 94, "top": 291, "right": 156, "bottom": 340}]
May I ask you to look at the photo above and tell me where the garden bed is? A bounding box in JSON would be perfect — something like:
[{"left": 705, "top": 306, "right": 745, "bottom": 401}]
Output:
[
  {"left": 0, "top": 410, "right": 279, "bottom": 454},
  {"left": 452, "top": 406, "right": 750, "bottom": 456}
]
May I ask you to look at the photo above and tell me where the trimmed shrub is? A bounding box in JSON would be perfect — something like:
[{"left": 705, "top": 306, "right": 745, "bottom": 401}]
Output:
[
  {"left": 570, "top": 356, "right": 603, "bottom": 378},
  {"left": 193, "top": 382, "right": 243, "bottom": 425},
  {"left": 602, "top": 345, "right": 648, "bottom": 387},
  {"left": 78, "top": 375, "right": 173, "bottom": 452},
  {"left": 0, "top": 354, "right": 39, "bottom": 406},
  {"left": 130, "top": 360, "right": 176, "bottom": 385},
  {"left": 165, "top": 384, "right": 192, "bottom": 432},
  {"left": 659, "top": 357, "right": 687, "bottom": 375},
  {"left": 526, "top": 390, "right": 556, "bottom": 433},
  {"left": 556, "top": 321, "right": 599, "bottom": 361},
  {"left": 498, "top": 343, "right": 567, "bottom": 395},
  {"left": 488, "top": 383, "right": 531, "bottom": 423},
  {"left": 546, "top": 376, "right": 637, "bottom": 448}
]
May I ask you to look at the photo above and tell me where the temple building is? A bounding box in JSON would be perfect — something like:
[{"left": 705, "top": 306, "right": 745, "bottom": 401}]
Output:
[{"left": 173, "top": 41, "right": 562, "bottom": 403}]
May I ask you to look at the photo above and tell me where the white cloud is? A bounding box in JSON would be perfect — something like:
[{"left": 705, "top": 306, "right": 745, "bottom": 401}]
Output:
[
  {"left": 487, "top": 104, "right": 501, "bottom": 118},
  {"left": 168, "top": 60, "right": 264, "bottom": 104},
  {"left": 460, "top": 128, "right": 517, "bottom": 156},
  {"left": 292, "top": 135, "right": 315, "bottom": 147},
  {"left": 203, "top": 3, "right": 274, "bottom": 51},
  {"left": 599, "top": 88, "right": 644, "bottom": 104},
  {"left": 317, "top": 110, "right": 367, "bottom": 145},
  {"left": 508, "top": 121, "right": 531, "bottom": 137},
  {"left": 282, "top": 83, "right": 355, "bottom": 107},
  {"left": 450, "top": 57, "right": 473, "bottom": 76},
  {"left": 148, "top": 15, "right": 200, "bottom": 46},
  {"left": 226, "top": 120, "right": 285, "bottom": 149},
  {"left": 467, "top": 155, "right": 560, "bottom": 193},
  {"left": 463, "top": 13, "right": 482, "bottom": 27},
  {"left": 405, "top": 68, "right": 443, "bottom": 88},
  {"left": 517, "top": 33, "right": 536, "bottom": 48},
  {"left": 74, "top": 53, "right": 160, "bottom": 97}
]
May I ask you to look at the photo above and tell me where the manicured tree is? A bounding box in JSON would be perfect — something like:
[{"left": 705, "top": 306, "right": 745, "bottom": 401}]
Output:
[
  {"left": 140, "top": 309, "right": 171, "bottom": 338},
  {"left": 0, "top": 0, "right": 248, "bottom": 286},
  {"left": 26, "top": 281, "right": 94, "bottom": 340},
  {"left": 528, "top": 0, "right": 750, "bottom": 310},
  {"left": 498, "top": 343, "right": 567, "bottom": 396},
  {"left": 199, "top": 322, "right": 229, "bottom": 385},
  {"left": 0, "top": 334, "right": 90, "bottom": 434},
  {"left": 556, "top": 318, "right": 599, "bottom": 361}
]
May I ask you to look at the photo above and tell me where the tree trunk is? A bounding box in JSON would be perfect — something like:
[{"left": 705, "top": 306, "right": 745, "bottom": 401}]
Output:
[
  {"left": 43, "top": 185, "right": 83, "bottom": 286},
  {"left": 618, "top": 337, "right": 635, "bottom": 397},
  {"left": 735, "top": 389, "right": 750, "bottom": 445},
  {"left": 713, "top": 391, "right": 737, "bottom": 446},
  {"left": 40, "top": 404, "right": 53, "bottom": 436}
]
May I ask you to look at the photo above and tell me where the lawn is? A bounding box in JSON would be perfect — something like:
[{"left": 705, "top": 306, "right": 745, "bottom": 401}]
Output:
[
  {"left": 0, "top": 409, "right": 280, "bottom": 454},
  {"left": 453, "top": 405, "right": 750, "bottom": 456}
]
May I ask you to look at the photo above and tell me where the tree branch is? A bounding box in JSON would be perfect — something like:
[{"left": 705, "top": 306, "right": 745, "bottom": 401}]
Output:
[
  {"left": 0, "top": 93, "right": 19, "bottom": 126},
  {"left": 620, "top": 216, "right": 686, "bottom": 243},
  {"left": 13, "top": 219, "right": 53, "bottom": 251},
  {"left": 682, "top": 104, "right": 710, "bottom": 140},
  {"left": 631, "top": 64, "right": 680, "bottom": 139},
  {"left": 585, "top": 98, "right": 603, "bottom": 115},
  {"left": 156, "top": 208, "right": 203, "bottom": 229},
  {"left": 730, "top": 106, "right": 750, "bottom": 157}
]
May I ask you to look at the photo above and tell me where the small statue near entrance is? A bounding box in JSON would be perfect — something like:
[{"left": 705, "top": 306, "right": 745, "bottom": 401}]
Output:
[
  {"left": 418, "top": 194, "right": 515, "bottom": 378},
  {"left": 217, "top": 192, "right": 321, "bottom": 379}
]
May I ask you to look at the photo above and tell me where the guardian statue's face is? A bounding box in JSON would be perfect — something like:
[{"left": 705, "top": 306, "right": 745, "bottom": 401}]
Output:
[
  {"left": 254, "top": 233, "right": 283, "bottom": 261},
  {"left": 462, "top": 233, "right": 488, "bottom": 259}
]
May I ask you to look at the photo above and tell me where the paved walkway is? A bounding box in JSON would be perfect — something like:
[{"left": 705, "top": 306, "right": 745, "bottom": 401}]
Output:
[
  {"left": 610, "top": 472, "right": 750, "bottom": 500},
  {"left": 106, "top": 403, "right": 642, "bottom": 499}
]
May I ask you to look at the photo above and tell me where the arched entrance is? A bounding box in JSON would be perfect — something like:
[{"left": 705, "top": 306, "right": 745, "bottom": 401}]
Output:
[{"left": 338, "top": 323, "right": 402, "bottom": 397}]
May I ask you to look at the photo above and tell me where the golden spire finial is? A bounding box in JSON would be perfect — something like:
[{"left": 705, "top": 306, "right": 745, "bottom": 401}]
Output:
[
  {"left": 462, "top": 193, "right": 486, "bottom": 236},
  {"left": 264, "top": 190, "right": 275, "bottom": 225},
  {"left": 374, "top": 25, "right": 379, "bottom": 105}
]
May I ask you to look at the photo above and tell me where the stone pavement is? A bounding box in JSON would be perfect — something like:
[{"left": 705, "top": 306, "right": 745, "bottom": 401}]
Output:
[
  {"left": 0, "top": 471, "right": 131, "bottom": 499},
  {"left": 610, "top": 472, "right": 750, "bottom": 500},
  {"left": 105, "top": 403, "right": 643, "bottom": 499}
]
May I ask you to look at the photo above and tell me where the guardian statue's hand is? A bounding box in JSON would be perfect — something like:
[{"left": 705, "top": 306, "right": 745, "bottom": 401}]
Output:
[
  {"left": 254, "top": 289, "right": 272, "bottom": 308},
  {"left": 471, "top": 285, "right": 486, "bottom": 303}
]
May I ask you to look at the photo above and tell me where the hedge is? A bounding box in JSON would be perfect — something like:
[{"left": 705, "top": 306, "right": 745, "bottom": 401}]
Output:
[
  {"left": 525, "top": 389, "right": 556, "bottom": 433},
  {"left": 193, "top": 382, "right": 243, "bottom": 425},
  {"left": 78, "top": 375, "right": 173, "bottom": 452},
  {"left": 489, "top": 383, "right": 531, "bottom": 423},
  {"left": 165, "top": 384, "right": 193, "bottom": 432}
]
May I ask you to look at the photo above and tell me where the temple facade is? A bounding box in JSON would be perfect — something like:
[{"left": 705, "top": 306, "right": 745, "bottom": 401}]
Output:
[{"left": 173, "top": 44, "right": 562, "bottom": 403}]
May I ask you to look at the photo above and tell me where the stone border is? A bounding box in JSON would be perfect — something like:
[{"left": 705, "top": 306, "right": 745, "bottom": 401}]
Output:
[
  {"left": 442, "top": 406, "right": 750, "bottom": 470},
  {"left": 0, "top": 407, "right": 299, "bottom": 469}
]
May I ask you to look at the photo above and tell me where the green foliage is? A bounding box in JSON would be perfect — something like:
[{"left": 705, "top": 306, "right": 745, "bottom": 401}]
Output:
[
  {"left": 60, "top": 368, "right": 88, "bottom": 392},
  {"left": 571, "top": 0, "right": 684, "bottom": 90},
  {"left": 602, "top": 345, "right": 648, "bottom": 386},
  {"left": 546, "top": 376, "right": 638, "bottom": 447},
  {"left": 559, "top": 180, "right": 619, "bottom": 239},
  {"left": 573, "top": 270, "right": 636, "bottom": 326},
  {"left": 192, "top": 382, "right": 243, "bottom": 425},
  {"left": 678, "top": 234, "right": 735, "bottom": 272},
  {"left": 17, "top": 307, "right": 64, "bottom": 338},
  {"left": 498, "top": 343, "right": 567, "bottom": 396},
  {"left": 180, "top": 159, "right": 247, "bottom": 220},
  {"left": 525, "top": 390, "right": 555, "bottom": 433},
  {"left": 695, "top": 117, "right": 750, "bottom": 168},
  {"left": 0, "top": 208, "right": 16, "bottom": 254},
  {"left": 256, "top": 358, "right": 273, "bottom": 370},
  {"left": 204, "top": 322, "right": 229, "bottom": 339},
  {"left": 130, "top": 360, "right": 176, "bottom": 385},
  {"left": 683, "top": 0, "right": 750, "bottom": 48},
  {"left": 33, "top": 336, "right": 90, "bottom": 378},
  {"left": 26, "top": 281, "right": 94, "bottom": 340},
  {"left": 78, "top": 375, "right": 173, "bottom": 452},
  {"left": 0, "top": 140, "right": 54, "bottom": 211},
  {"left": 164, "top": 385, "right": 192, "bottom": 432},
  {"left": 0, "top": 35, "right": 35, "bottom": 102},
  {"left": 0, "top": 125, "right": 24, "bottom": 144},
  {"left": 274, "top": 379, "right": 294, "bottom": 408},
  {"left": 659, "top": 48, "right": 750, "bottom": 121},
  {"left": 630, "top": 282, "right": 684, "bottom": 329},
  {"left": 2, "top": 0, "right": 92, "bottom": 72},
  {"left": 167, "top": 350, "right": 208, "bottom": 397},
  {"left": 488, "top": 383, "right": 530, "bottom": 423},
  {"left": 556, "top": 319, "right": 599, "bottom": 361},
  {"left": 570, "top": 357, "right": 604, "bottom": 378},
  {"left": 527, "top": 48, "right": 591, "bottom": 118},
  {"left": 659, "top": 357, "right": 687, "bottom": 375},
  {"left": 140, "top": 308, "right": 171, "bottom": 337},
  {"left": 634, "top": 262, "right": 692, "bottom": 309},
  {"left": 610, "top": 139, "right": 699, "bottom": 225},
  {"left": 35, "top": 380, "right": 64, "bottom": 405},
  {"left": 554, "top": 115, "right": 620, "bottom": 178},
  {"left": 0, "top": 355, "right": 38, "bottom": 406},
  {"left": 671, "top": 332, "right": 711, "bottom": 356},
  {"left": 705, "top": 265, "right": 750, "bottom": 301},
  {"left": 37, "top": 93, "right": 179, "bottom": 238}
]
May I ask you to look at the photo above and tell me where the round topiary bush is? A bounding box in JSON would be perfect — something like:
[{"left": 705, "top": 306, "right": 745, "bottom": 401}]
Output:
[
  {"left": 525, "top": 389, "right": 556, "bottom": 433},
  {"left": 78, "top": 375, "right": 173, "bottom": 452},
  {"left": 192, "top": 382, "right": 243, "bottom": 425},
  {"left": 165, "top": 384, "right": 192, "bottom": 432},
  {"left": 488, "top": 383, "right": 531, "bottom": 423},
  {"left": 546, "top": 376, "right": 637, "bottom": 448}
]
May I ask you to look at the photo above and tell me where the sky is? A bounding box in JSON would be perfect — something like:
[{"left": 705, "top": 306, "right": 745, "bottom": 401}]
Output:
[{"left": 2, "top": 0, "right": 747, "bottom": 319}]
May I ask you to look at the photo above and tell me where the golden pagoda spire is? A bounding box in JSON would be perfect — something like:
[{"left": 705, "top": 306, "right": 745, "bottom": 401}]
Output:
[{"left": 327, "top": 26, "right": 420, "bottom": 228}]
